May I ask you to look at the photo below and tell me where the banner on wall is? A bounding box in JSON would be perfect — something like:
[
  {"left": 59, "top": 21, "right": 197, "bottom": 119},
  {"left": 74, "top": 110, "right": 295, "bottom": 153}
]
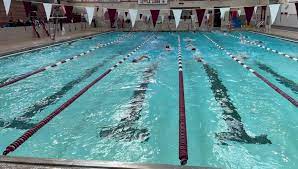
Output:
[
  {"left": 85, "top": 7, "right": 95, "bottom": 25},
  {"left": 129, "top": 9, "right": 138, "bottom": 27},
  {"left": 43, "top": 3, "right": 52, "bottom": 21},
  {"left": 150, "top": 10, "right": 160, "bottom": 27},
  {"left": 244, "top": 7, "right": 254, "bottom": 24},
  {"left": 196, "top": 9, "right": 205, "bottom": 27},
  {"left": 220, "top": 8, "right": 230, "bottom": 19},
  {"left": 3, "top": 0, "right": 11, "bottom": 15},
  {"left": 173, "top": 9, "right": 182, "bottom": 28},
  {"left": 269, "top": 4, "right": 281, "bottom": 24}
]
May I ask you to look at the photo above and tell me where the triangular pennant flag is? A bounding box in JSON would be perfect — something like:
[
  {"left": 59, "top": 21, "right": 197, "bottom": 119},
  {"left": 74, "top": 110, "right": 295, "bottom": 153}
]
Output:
[
  {"left": 161, "top": 15, "right": 165, "bottom": 23},
  {"left": 191, "top": 15, "right": 196, "bottom": 22},
  {"left": 238, "top": 9, "right": 241, "bottom": 16},
  {"left": 64, "top": 6, "right": 73, "bottom": 21},
  {"left": 108, "top": 8, "right": 117, "bottom": 27},
  {"left": 85, "top": 7, "right": 95, "bottom": 25},
  {"left": 244, "top": 7, "right": 254, "bottom": 24},
  {"left": 269, "top": 4, "right": 280, "bottom": 24},
  {"left": 220, "top": 8, "right": 230, "bottom": 19},
  {"left": 254, "top": 6, "right": 258, "bottom": 14},
  {"left": 3, "top": 0, "right": 11, "bottom": 15},
  {"left": 129, "top": 9, "right": 138, "bottom": 27},
  {"left": 43, "top": 3, "right": 52, "bottom": 21},
  {"left": 23, "top": 1, "right": 32, "bottom": 17},
  {"left": 172, "top": 9, "right": 182, "bottom": 28},
  {"left": 150, "top": 10, "right": 160, "bottom": 27},
  {"left": 196, "top": 9, "right": 206, "bottom": 27},
  {"left": 295, "top": 3, "right": 298, "bottom": 19},
  {"left": 146, "top": 14, "right": 151, "bottom": 22}
]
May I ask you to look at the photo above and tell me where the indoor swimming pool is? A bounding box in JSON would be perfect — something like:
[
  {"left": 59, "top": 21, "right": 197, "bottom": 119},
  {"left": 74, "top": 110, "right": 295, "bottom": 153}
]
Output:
[{"left": 0, "top": 31, "right": 297, "bottom": 169}]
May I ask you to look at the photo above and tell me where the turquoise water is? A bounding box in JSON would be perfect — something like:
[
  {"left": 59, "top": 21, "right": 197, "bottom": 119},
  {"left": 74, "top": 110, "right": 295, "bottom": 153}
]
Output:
[{"left": 0, "top": 31, "right": 297, "bottom": 169}]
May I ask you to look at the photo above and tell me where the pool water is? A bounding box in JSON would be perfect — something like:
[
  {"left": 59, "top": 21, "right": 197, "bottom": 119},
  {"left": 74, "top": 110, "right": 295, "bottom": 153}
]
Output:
[{"left": 0, "top": 31, "right": 297, "bottom": 169}]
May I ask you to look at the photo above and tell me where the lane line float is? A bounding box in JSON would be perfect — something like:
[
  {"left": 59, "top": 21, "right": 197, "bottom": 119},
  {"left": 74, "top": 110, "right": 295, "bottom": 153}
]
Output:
[
  {"left": 203, "top": 34, "right": 298, "bottom": 107},
  {"left": 0, "top": 54, "right": 120, "bottom": 130},
  {"left": 0, "top": 31, "right": 114, "bottom": 59},
  {"left": 0, "top": 33, "right": 133, "bottom": 88},
  {"left": 177, "top": 35, "right": 188, "bottom": 166},
  {"left": 2, "top": 34, "right": 154, "bottom": 156},
  {"left": 229, "top": 33, "right": 298, "bottom": 62}
]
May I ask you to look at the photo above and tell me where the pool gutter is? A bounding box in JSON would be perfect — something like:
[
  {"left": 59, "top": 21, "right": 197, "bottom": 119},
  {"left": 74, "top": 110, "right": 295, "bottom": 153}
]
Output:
[{"left": 0, "top": 156, "right": 217, "bottom": 169}]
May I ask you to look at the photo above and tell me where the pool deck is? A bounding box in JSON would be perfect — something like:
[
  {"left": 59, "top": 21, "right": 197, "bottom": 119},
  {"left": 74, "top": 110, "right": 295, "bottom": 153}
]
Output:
[
  {"left": 252, "top": 26, "right": 298, "bottom": 42},
  {"left": 0, "top": 156, "right": 217, "bottom": 169},
  {"left": 0, "top": 29, "right": 112, "bottom": 58}
]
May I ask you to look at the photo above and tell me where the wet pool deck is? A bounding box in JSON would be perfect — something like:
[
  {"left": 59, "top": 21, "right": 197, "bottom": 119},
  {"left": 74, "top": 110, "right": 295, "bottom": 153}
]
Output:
[{"left": 0, "top": 156, "right": 217, "bottom": 169}]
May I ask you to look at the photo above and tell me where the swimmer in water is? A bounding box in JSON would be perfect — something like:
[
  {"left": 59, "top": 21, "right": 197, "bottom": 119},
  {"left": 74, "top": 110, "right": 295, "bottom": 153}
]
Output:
[
  {"left": 236, "top": 53, "right": 249, "bottom": 62},
  {"left": 165, "top": 45, "right": 172, "bottom": 51},
  {"left": 186, "top": 44, "right": 196, "bottom": 51},
  {"left": 132, "top": 55, "right": 150, "bottom": 63},
  {"left": 193, "top": 52, "right": 203, "bottom": 62}
]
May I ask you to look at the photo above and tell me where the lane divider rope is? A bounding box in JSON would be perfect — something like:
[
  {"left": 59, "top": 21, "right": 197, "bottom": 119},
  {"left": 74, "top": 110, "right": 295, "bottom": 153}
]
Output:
[
  {"left": 0, "top": 33, "right": 133, "bottom": 88},
  {"left": 2, "top": 34, "right": 154, "bottom": 156},
  {"left": 229, "top": 33, "right": 298, "bottom": 62},
  {"left": 204, "top": 34, "right": 298, "bottom": 107},
  {"left": 177, "top": 35, "right": 188, "bottom": 166}
]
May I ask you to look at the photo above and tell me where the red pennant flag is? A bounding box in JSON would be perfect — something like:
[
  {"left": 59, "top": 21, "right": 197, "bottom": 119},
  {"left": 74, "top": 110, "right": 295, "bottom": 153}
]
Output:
[
  {"left": 108, "top": 8, "right": 117, "bottom": 28},
  {"left": 150, "top": 10, "right": 160, "bottom": 27},
  {"left": 23, "top": 1, "right": 32, "bottom": 17},
  {"left": 196, "top": 9, "right": 205, "bottom": 27},
  {"left": 295, "top": 3, "right": 298, "bottom": 18},
  {"left": 244, "top": 7, "right": 254, "bottom": 24},
  {"left": 261, "top": 6, "right": 267, "bottom": 21},
  {"left": 64, "top": 6, "right": 73, "bottom": 22}
]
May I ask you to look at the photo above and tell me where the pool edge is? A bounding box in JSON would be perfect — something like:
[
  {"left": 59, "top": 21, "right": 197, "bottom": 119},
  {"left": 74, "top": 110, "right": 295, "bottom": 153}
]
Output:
[{"left": 0, "top": 156, "right": 218, "bottom": 169}]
